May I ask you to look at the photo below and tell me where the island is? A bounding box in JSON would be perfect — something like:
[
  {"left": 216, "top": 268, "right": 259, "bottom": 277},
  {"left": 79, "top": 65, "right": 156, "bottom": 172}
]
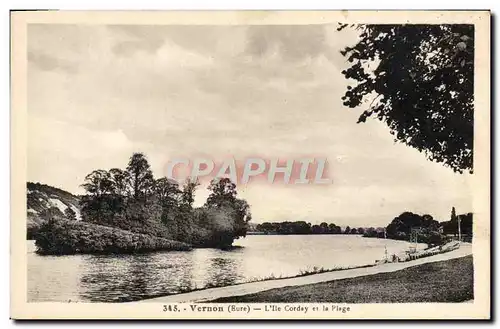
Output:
[{"left": 29, "top": 153, "right": 251, "bottom": 254}]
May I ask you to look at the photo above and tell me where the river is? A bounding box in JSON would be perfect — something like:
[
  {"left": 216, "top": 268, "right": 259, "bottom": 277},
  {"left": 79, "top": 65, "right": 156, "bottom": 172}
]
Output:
[{"left": 27, "top": 235, "right": 424, "bottom": 302}]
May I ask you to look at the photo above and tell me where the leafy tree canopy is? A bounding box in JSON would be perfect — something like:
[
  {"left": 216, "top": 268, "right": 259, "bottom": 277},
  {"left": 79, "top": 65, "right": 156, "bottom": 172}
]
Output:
[
  {"left": 339, "top": 24, "right": 474, "bottom": 173},
  {"left": 126, "top": 153, "right": 154, "bottom": 199}
]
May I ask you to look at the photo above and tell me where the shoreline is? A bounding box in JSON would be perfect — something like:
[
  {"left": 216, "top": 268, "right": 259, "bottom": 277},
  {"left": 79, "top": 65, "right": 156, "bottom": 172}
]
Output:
[
  {"left": 29, "top": 231, "right": 427, "bottom": 256},
  {"left": 139, "top": 243, "right": 472, "bottom": 303},
  {"left": 212, "top": 255, "right": 473, "bottom": 303}
]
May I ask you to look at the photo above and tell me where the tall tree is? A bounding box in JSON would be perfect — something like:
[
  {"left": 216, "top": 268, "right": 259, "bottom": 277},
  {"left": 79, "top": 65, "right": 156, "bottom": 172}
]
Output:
[
  {"left": 451, "top": 206, "right": 457, "bottom": 222},
  {"left": 232, "top": 198, "right": 252, "bottom": 224},
  {"left": 180, "top": 177, "right": 200, "bottom": 210},
  {"left": 205, "top": 178, "right": 251, "bottom": 237},
  {"left": 126, "top": 153, "right": 154, "bottom": 199},
  {"left": 81, "top": 169, "right": 113, "bottom": 197},
  {"left": 339, "top": 24, "right": 474, "bottom": 173},
  {"left": 154, "top": 177, "right": 181, "bottom": 211},
  {"left": 109, "top": 168, "right": 130, "bottom": 196},
  {"left": 205, "top": 178, "right": 238, "bottom": 208}
]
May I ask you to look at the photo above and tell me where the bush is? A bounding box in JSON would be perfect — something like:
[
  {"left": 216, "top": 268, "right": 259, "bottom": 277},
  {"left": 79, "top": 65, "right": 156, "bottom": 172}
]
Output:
[
  {"left": 35, "top": 219, "right": 191, "bottom": 255},
  {"left": 189, "top": 207, "right": 239, "bottom": 248}
]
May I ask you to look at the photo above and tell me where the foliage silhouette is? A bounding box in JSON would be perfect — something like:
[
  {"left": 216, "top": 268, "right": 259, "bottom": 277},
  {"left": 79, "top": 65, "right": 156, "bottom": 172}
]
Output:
[
  {"left": 339, "top": 24, "right": 474, "bottom": 173},
  {"left": 36, "top": 153, "right": 251, "bottom": 254}
]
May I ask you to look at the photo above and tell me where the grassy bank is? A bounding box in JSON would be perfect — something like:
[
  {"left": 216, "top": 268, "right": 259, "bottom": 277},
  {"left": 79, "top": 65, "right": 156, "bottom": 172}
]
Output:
[
  {"left": 211, "top": 255, "right": 473, "bottom": 303},
  {"left": 35, "top": 219, "right": 192, "bottom": 255}
]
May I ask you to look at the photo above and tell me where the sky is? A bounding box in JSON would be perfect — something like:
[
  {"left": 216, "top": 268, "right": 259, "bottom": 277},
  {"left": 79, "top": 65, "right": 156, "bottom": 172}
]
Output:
[{"left": 27, "top": 24, "right": 472, "bottom": 226}]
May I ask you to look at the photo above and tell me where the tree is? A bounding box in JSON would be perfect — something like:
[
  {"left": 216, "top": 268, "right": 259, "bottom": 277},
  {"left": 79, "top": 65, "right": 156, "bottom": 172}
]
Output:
[
  {"left": 328, "top": 223, "right": 340, "bottom": 234},
  {"left": 109, "top": 168, "right": 130, "bottom": 196},
  {"left": 422, "top": 214, "right": 440, "bottom": 230},
  {"left": 339, "top": 24, "right": 474, "bottom": 173},
  {"left": 458, "top": 213, "right": 473, "bottom": 236},
  {"left": 311, "top": 225, "right": 322, "bottom": 234},
  {"left": 386, "top": 211, "right": 442, "bottom": 243},
  {"left": 319, "top": 222, "right": 329, "bottom": 234},
  {"left": 442, "top": 212, "right": 473, "bottom": 237},
  {"left": 204, "top": 178, "right": 251, "bottom": 240},
  {"left": 344, "top": 226, "right": 351, "bottom": 234},
  {"left": 126, "top": 153, "right": 154, "bottom": 199},
  {"left": 451, "top": 206, "right": 457, "bottom": 222},
  {"left": 81, "top": 169, "right": 113, "bottom": 197},
  {"left": 232, "top": 198, "right": 252, "bottom": 227},
  {"left": 205, "top": 178, "right": 238, "bottom": 208},
  {"left": 363, "top": 227, "right": 377, "bottom": 237},
  {"left": 154, "top": 177, "right": 181, "bottom": 210},
  {"left": 357, "top": 227, "right": 365, "bottom": 235},
  {"left": 64, "top": 207, "right": 77, "bottom": 220},
  {"left": 180, "top": 177, "right": 200, "bottom": 210},
  {"left": 80, "top": 169, "right": 125, "bottom": 222}
]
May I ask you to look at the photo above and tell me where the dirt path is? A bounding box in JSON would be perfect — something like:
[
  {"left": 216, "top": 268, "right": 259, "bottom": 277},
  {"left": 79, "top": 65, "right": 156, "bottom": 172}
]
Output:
[{"left": 140, "top": 243, "right": 472, "bottom": 303}]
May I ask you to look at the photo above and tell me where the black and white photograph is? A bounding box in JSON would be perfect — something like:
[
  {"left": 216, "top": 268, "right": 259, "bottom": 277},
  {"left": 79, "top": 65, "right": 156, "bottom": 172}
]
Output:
[{"left": 10, "top": 10, "right": 491, "bottom": 320}]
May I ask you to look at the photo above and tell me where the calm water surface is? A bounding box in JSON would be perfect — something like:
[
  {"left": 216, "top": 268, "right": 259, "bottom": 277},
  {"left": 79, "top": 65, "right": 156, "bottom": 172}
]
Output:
[{"left": 28, "top": 235, "right": 423, "bottom": 302}]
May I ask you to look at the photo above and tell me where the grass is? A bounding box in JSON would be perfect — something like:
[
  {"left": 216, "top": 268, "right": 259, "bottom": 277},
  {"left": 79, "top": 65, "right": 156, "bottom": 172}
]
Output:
[
  {"left": 245, "top": 263, "right": 376, "bottom": 284},
  {"left": 210, "top": 255, "right": 474, "bottom": 303}
]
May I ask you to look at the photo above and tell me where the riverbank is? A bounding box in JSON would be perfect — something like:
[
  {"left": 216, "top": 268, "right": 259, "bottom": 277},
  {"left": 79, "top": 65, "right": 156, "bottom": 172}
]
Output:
[
  {"left": 34, "top": 219, "right": 191, "bottom": 255},
  {"left": 213, "top": 255, "right": 473, "bottom": 303},
  {"left": 141, "top": 243, "right": 472, "bottom": 303}
]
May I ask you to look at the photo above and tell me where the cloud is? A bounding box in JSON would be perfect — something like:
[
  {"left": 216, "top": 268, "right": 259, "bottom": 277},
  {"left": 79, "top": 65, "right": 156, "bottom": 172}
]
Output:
[
  {"left": 245, "top": 25, "right": 328, "bottom": 61},
  {"left": 28, "top": 51, "right": 78, "bottom": 73},
  {"left": 26, "top": 24, "right": 472, "bottom": 224}
]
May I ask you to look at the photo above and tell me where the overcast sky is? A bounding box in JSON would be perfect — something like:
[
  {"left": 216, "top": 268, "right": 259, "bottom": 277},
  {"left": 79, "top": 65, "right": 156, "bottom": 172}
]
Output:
[{"left": 27, "top": 24, "right": 472, "bottom": 226}]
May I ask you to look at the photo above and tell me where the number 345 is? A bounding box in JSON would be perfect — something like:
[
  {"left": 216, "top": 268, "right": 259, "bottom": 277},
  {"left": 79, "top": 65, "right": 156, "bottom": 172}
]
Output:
[{"left": 163, "top": 305, "right": 180, "bottom": 312}]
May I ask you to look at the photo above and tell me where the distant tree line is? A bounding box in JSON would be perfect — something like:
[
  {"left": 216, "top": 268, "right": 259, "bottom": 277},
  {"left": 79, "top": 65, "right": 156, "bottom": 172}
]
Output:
[
  {"left": 252, "top": 208, "right": 472, "bottom": 248},
  {"left": 253, "top": 221, "right": 369, "bottom": 235},
  {"left": 36, "top": 153, "right": 251, "bottom": 252}
]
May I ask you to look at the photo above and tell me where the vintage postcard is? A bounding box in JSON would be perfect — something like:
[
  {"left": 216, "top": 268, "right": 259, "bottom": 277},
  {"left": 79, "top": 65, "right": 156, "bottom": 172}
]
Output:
[{"left": 10, "top": 10, "right": 490, "bottom": 320}]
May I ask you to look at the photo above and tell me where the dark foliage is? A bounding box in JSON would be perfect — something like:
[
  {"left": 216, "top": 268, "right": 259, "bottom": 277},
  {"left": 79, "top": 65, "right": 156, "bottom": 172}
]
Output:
[
  {"left": 362, "top": 227, "right": 386, "bottom": 238},
  {"left": 441, "top": 212, "right": 473, "bottom": 238},
  {"left": 384, "top": 211, "right": 446, "bottom": 246},
  {"left": 64, "top": 207, "right": 77, "bottom": 220},
  {"left": 339, "top": 24, "right": 474, "bottom": 173},
  {"left": 27, "top": 182, "right": 79, "bottom": 201},
  {"left": 35, "top": 219, "right": 191, "bottom": 255},
  {"left": 69, "top": 153, "right": 251, "bottom": 252},
  {"left": 26, "top": 182, "right": 81, "bottom": 238},
  {"left": 254, "top": 221, "right": 362, "bottom": 235}
]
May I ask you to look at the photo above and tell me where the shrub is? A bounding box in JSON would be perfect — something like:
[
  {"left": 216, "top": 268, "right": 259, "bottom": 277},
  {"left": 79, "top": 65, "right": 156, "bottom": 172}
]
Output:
[{"left": 35, "top": 219, "right": 191, "bottom": 255}]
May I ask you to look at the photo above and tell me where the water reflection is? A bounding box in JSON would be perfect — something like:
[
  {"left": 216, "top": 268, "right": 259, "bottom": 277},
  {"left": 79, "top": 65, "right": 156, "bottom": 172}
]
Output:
[
  {"left": 206, "top": 257, "right": 244, "bottom": 287},
  {"left": 79, "top": 252, "right": 198, "bottom": 302},
  {"left": 76, "top": 250, "right": 246, "bottom": 302}
]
